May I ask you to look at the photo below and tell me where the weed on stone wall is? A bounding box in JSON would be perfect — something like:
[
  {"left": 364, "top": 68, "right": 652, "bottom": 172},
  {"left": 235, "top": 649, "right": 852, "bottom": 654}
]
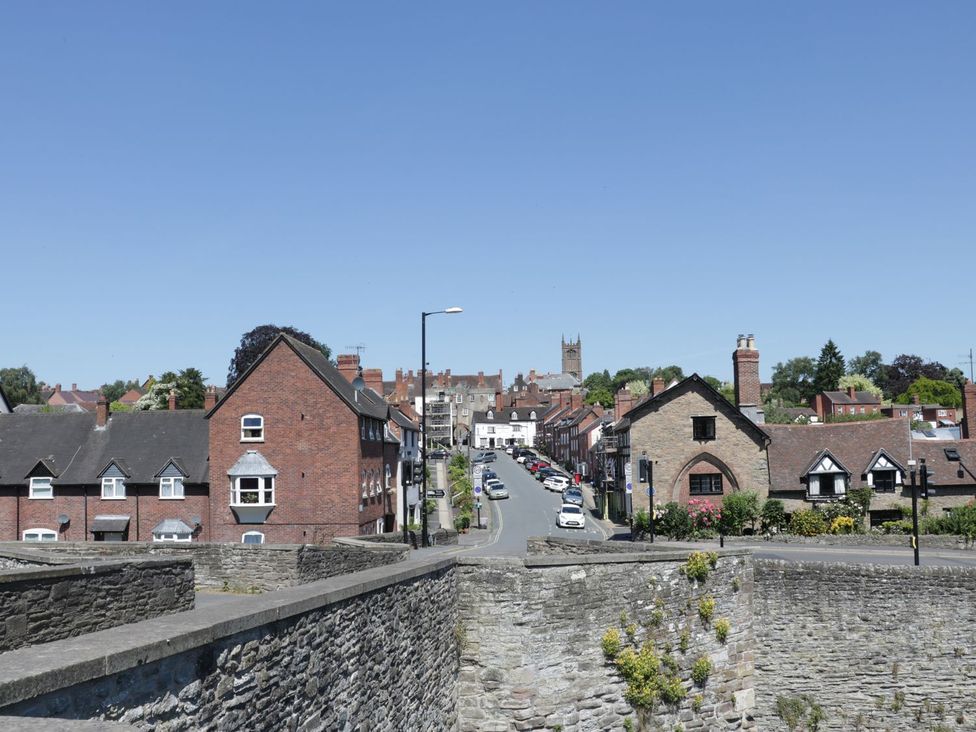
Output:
[{"left": 775, "top": 694, "right": 826, "bottom": 732}]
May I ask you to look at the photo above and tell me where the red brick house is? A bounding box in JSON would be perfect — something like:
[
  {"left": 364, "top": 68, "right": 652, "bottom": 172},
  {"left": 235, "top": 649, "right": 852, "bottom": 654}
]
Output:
[
  {"left": 880, "top": 398, "right": 959, "bottom": 427},
  {"left": 813, "top": 387, "right": 882, "bottom": 421},
  {"left": 206, "top": 334, "right": 395, "bottom": 544}
]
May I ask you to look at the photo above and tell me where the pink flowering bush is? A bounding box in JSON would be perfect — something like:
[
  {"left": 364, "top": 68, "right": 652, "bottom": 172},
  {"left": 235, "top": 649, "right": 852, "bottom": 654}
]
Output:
[{"left": 687, "top": 499, "right": 722, "bottom": 536}]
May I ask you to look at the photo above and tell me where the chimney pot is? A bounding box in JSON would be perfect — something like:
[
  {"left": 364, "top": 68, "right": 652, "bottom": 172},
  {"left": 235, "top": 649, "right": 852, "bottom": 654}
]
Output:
[
  {"left": 168, "top": 389, "right": 177, "bottom": 411},
  {"left": 733, "top": 335, "right": 761, "bottom": 408},
  {"left": 652, "top": 378, "right": 665, "bottom": 396},
  {"left": 204, "top": 385, "right": 217, "bottom": 410}
]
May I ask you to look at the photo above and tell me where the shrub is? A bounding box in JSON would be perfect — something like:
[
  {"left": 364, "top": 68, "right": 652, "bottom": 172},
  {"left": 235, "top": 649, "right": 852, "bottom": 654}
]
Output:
[
  {"left": 819, "top": 496, "right": 864, "bottom": 526},
  {"left": 691, "top": 656, "right": 712, "bottom": 685},
  {"left": 719, "top": 490, "right": 760, "bottom": 535},
  {"left": 714, "top": 618, "right": 730, "bottom": 643},
  {"left": 880, "top": 520, "right": 912, "bottom": 535},
  {"left": 829, "top": 516, "right": 857, "bottom": 535},
  {"left": 632, "top": 508, "right": 651, "bottom": 539},
  {"left": 658, "top": 502, "right": 693, "bottom": 540},
  {"left": 683, "top": 551, "right": 718, "bottom": 582},
  {"left": 698, "top": 596, "right": 716, "bottom": 626},
  {"left": 687, "top": 499, "right": 722, "bottom": 536},
  {"left": 776, "top": 694, "right": 826, "bottom": 731},
  {"left": 760, "top": 499, "right": 787, "bottom": 533},
  {"left": 789, "top": 509, "right": 827, "bottom": 537},
  {"left": 602, "top": 628, "right": 623, "bottom": 659}
]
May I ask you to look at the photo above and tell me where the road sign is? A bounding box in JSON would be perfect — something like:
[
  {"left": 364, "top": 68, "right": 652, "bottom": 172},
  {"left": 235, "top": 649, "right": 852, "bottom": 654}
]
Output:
[
  {"left": 624, "top": 462, "right": 633, "bottom": 494},
  {"left": 474, "top": 484, "right": 482, "bottom": 496}
]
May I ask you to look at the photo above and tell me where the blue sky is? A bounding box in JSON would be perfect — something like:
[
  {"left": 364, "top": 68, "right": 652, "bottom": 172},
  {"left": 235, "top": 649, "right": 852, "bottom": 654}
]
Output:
[{"left": 3, "top": 2, "right": 974, "bottom": 389}]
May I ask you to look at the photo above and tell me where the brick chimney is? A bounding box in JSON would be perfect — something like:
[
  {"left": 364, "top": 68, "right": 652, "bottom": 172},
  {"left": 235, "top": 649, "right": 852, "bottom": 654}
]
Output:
[
  {"left": 912, "top": 394, "right": 921, "bottom": 405},
  {"left": 571, "top": 391, "right": 583, "bottom": 410},
  {"left": 495, "top": 392, "right": 504, "bottom": 411},
  {"left": 652, "top": 378, "right": 665, "bottom": 396},
  {"left": 204, "top": 385, "right": 218, "bottom": 410},
  {"left": 55, "top": 383, "right": 61, "bottom": 393},
  {"left": 529, "top": 369, "right": 536, "bottom": 383},
  {"left": 615, "top": 388, "right": 633, "bottom": 419},
  {"left": 96, "top": 396, "right": 109, "bottom": 428},
  {"left": 337, "top": 354, "right": 360, "bottom": 383},
  {"left": 477, "top": 371, "right": 485, "bottom": 387},
  {"left": 733, "top": 333, "right": 761, "bottom": 408},
  {"left": 847, "top": 386, "right": 857, "bottom": 399},
  {"left": 363, "top": 368, "right": 383, "bottom": 396},
  {"left": 963, "top": 379, "right": 976, "bottom": 439},
  {"left": 71, "top": 383, "right": 78, "bottom": 392},
  {"left": 168, "top": 389, "right": 177, "bottom": 411},
  {"left": 445, "top": 369, "right": 452, "bottom": 387}
]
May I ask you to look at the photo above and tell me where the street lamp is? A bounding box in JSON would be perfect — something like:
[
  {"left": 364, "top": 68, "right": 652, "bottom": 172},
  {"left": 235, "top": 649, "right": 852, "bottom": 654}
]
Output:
[{"left": 421, "top": 307, "right": 463, "bottom": 547}]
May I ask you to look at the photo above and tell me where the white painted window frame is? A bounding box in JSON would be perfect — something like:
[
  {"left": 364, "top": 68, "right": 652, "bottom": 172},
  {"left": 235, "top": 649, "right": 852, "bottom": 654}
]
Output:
[
  {"left": 29, "top": 476, "right": 54, "bottom": 500},
  {"left": 241, "top": 414, "right": 265, "bottom": 442},
  {"left": 242, "top": 531, "right": 265, "bottom": 544},
  {"left": 159, "top": 476, "right": 185, "bottom": 499},
  {"left": 231, "top": 476, "right": 275, "bottom": 506},
  {"left": 23, "top": 528, "right": 57, "bottom": 542},
  {"left": 101, "top": 476, "right": 126, "bottom": 499}
]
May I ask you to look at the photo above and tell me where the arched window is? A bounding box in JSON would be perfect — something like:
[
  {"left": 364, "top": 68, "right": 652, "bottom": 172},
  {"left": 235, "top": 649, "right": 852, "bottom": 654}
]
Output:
[
  {"left": 241, "top": 414, "right": 264, "bottom": 442},
  {"left": 487, "top": 410, "right": 494, "bottom": 420},
  {"left": 511, "top": 411, "right": 518, "bottom": 420},
  {"left": 242, "top": 531, "right": 265, "bottom": 545},
  {"left": 530, "top": 411, "right": 537, "bottom": 419}
]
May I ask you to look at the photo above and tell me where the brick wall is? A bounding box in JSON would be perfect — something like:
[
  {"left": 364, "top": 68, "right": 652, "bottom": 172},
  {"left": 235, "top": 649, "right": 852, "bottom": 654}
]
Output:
[
  {"left": 0, "top": 557, "right": 193, "bottom": 652},
  {"left": 754, "top": 560, "right": 976, "bottom": 730},
  {"left": 208, "top": 342, "right": 388, "bottom": 543}
]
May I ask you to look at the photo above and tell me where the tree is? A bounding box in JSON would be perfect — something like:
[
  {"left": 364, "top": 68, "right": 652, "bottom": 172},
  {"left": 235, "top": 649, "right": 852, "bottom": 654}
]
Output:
[
  {"left": 100, "top": 378, "right": 141, "bottom": 403},
  {"left": 837, "top": 373, "right": 883, "bottom": 399},
  {"left": 848, "top": 350, "right": 887, "bottom": 392},
  {"left": 650, "top": 365, "right": 685, "bottom": 384},
  {"left": 582, "top": 370, "right": 612, "bottom": 393},
  {"left": 611, "top": 368, "right": 643, "bottom": 392},
  {"left": 768, "top": 357, "right": 817, "bottom": 406},
  {"left": 584, "top": 387, "right": 614, "bottom": 408},
  {"left": 0, "top": 365, "right": 43, "bottom": 406},
  {"left": 134, "top": 368, "right": 207, "bottom": 409},
  {"left": 625, "top": 380, "right": 649, "bottom": 398},
  {"left": 813, "top": 340, "right": 845, "bottom": 395},
  {"left": 885, "top": 354, "right": 948, "bottom": 400},
  {"left": 703, "top": 376, "right": 735, "bottom": 404},
  {"left": 894, "top": 376, "right": 962, "bottom": 408},
  {"left": 227, "top": 324, "right": 332, "bottom": 387}
]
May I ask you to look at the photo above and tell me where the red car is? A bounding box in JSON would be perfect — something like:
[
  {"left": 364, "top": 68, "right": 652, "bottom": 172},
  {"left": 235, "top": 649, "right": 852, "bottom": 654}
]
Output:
[{"left": 528, "top": 461, "right": 551, "bottom": 473}]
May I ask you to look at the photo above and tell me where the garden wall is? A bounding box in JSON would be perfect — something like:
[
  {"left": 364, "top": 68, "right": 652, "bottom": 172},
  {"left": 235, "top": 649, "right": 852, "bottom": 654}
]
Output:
[
  {"left": 0, "top": 557, "right": 459, "bottom": 731},
  {"left": 456, "top": 548, "right": 757, "bottom": 731},
  {"left": 0, "top": 557, "right": 193, "bottom": 652},
  {"left": 0, "top": 539, "right": 407, "bottom": 593},
  {"left": 754, "top": 559, "right": 976, "bottom": 730},
  {"left": 724, "top": 533, "right": 976, "bottom": 550}
]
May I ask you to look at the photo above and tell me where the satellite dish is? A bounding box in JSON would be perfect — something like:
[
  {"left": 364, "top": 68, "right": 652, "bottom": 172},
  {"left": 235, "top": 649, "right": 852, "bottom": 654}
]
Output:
[
  {"left": 191, "top": 515, "right": 202, "bottom": 526},
  {"left": 57, "top": 514, "right": 70, "bottom": 525}
]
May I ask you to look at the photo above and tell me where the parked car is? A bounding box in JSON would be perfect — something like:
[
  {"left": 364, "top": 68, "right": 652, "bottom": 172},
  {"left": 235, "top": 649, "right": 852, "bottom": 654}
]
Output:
[
  {"left": 556, "top": 503, "right": 585, "bottom": 529},
  {"left": 482, "top": 451, "right": 497, "bottom": 463},
  {"left": 535, "top": 467, "right": 559, "bottom": 482},
  {"left": 487, "top": 482, "right": 509, "bottom": 500},
  {"left": 562, "top": 488, "right": 584, "bottom": 506},
  {"left": 516, "top": 451, "right": 537, "bottom": 464},
  {"left": 430, "top": 449, "right": 450, "bottom": 460},
  {"left": 543, "top": 475, "right": 571, "bottom": 492},
  {"left": 481, "top": 469, "right": 498, "bottom": 483},
  {"left": 505, "top": 445, "right": 515, "bottom": 455},
  {"left": 528, "top": 461, "right": 550, "bottom": 473}
]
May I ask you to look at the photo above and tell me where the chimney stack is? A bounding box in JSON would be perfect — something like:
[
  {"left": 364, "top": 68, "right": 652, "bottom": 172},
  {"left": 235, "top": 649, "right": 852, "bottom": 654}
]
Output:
[
  {"left": 204, "top": 385, "right": 218, "bottom": 410},
  {"left": 477, "top": 371, "right": 485, "bottom": 387},
  {"left": 168, "top": 389, "right": 177, "bottom": 411},
  {"left": 652, "top": 378, "right": 665, "bottom": 396},
  {"left": 55, "top": 383, "right": 61, "bottom": 393},
  {"left": 495, "top": 392, "right": 504, "bottom": 411},
  {"left": 732, "top": 333, "right": 761, "bottom": 408},
  {"left": 962, "top": 379, "right": 976, "bottom": 439},
  {"left": 847, "top": 386, "right": 857, "bottom": 399},
  {"left": 363, "top": 368, "right": 383, "bottom": 396},
  {"left": 615, "top": 388, "right": 633, "bottom": 419},
  {"left": 529, "top": 369, "right": 537, "bottom": 383},
  {"left": 96, "top": 396, "right": 109, "bottom": 427},
  {"left": 337, "top": 354, "right": 361, "bottom": 384},
  {"left": 912, "top": 394, "right": 921, "bottom": 405},
  {"left": 72, "top": 383, "right": 78, "bottom": 392},
  {"left": 571, "top": 391, "right": 583, "bottom": 410}
]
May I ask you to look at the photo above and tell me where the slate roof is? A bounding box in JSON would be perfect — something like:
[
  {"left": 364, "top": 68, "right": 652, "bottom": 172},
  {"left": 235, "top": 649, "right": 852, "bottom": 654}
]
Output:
[
  {"left": 472, "top": 407, "right": 544, "bottom": 426},
  {"left": 764, "top": 418, "right": 911, "bottom": 493},
  {"left": 0, "top": 412, "right": 95, "bottom": 482},
  {"left": 532, "top": 373, "right": 581, "bottom": 391},
  {"left": 823, "top": 390, "right": 881, "bottom": 405},
  {"left": 210, "top": 334, "right": 389, "bottom": 421},
  {"left": 389, "top": 407, "right": 420, "bottom": 431},
  {"left": 0, "top": 386, "right": 11, "bottom": 413},
  {"left": 58, "top": 410, "right": 210, "bottom": 485},
  {"left": 913, "top": 441, "right": 976, "bottom": 487}
]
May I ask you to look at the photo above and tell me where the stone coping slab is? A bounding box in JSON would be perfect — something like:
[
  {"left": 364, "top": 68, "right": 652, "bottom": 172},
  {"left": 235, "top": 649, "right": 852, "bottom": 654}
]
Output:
[
  {"left": 0, "top": 548, "right": 79, "bottom": 566},
  {"left": 0, "top": 555, "right": 193, "bottom": 585},
  {"left": 0, "top": 716, "right": 134, "bottom": 730},
  {"left": 0, "top": 554, "right": 456, "bottom": 710}
]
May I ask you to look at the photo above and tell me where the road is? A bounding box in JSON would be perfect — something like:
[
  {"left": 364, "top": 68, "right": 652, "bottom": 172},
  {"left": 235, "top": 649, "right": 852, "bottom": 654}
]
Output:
[{"left": 465, "top": 451, "right": 608, "bottom": 557}]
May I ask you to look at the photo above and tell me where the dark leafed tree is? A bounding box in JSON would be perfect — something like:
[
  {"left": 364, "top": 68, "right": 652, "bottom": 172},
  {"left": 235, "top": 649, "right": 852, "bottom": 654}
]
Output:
[
  {"left": 227, "top": 324, "right": 332, "bottom": 387},
  {"left": 582, "top": 370, "right": 612, "bottom": 393},
  {"left": 176, "top": 368, "right": 207, "bottom": 409},
  {"left": 885, "top": 354, "right": 948, "bottom": 400},
  {"left": 813, "top": 340, "right": 845, "bottom": 396},
  {"left": 847, "top": 350, "right": 887, "bottom": 392},
  {"left": 0, "top": 365, "right": 44, "bottom": 406},
  {"left": 651, "top": 365, "right": 685, "bottom": 384},
  {"left": 768, "top": 357, "right": 817, "bottom": 406}
]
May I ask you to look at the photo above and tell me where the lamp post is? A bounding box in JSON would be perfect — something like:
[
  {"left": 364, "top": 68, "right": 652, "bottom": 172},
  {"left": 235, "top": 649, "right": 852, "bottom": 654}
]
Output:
[
  {"left": 908, "top": 459, "right": 920, "bottom": 566},
  {"left": 421, "top": 307, "right": 463, "bottom": 547}
]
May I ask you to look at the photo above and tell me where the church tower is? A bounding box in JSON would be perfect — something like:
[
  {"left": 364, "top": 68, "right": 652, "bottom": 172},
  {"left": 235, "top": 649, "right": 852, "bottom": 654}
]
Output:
[{"left": 561, "top": 335, "right": 582, "bottom": 380}]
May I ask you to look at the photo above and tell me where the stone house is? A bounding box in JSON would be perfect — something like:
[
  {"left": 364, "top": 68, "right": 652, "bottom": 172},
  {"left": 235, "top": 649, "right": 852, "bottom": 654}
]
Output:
[{"left": 207, "top": 334, "right": 397, "bottom": 544}]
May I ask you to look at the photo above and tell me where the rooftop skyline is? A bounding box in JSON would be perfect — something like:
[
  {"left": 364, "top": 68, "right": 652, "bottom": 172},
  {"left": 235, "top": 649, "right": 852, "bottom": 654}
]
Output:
[{"left": 3, "top": 3, "right": 973, "bottom": 388}]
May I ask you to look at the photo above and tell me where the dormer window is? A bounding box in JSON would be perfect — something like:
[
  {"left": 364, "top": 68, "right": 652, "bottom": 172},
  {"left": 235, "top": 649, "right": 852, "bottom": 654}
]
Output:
[
  {"left": 487, "top": 410, "right": 494, "bottom": 420},
  {"left": 511, "top": 411, "right": 518, "bottom": 420},
  {"left": 159, "top": 476, "right": 185, "bottom": 499},
  {"left": 241, "top": 415, "right": 264, "bottom": 442},
  {"left": 102, "top": 476, "right": 126, "bottom": 499},
  {"left": 530, "top": 411, "right": 537, "bottom": 419},
  {"left": 29, "top": 477, "right": 53, "bottom": 500}
]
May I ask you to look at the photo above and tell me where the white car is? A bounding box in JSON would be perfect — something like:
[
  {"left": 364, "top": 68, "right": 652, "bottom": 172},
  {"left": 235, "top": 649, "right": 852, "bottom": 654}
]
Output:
[
  {"left": 543, "top": 475, "right": 570, "bottom": 492},
  {"left": 556, "top": 503, "right": 585, "bottom": 529},
  {"left": 505, "top": 445, "right": 515, "bottom": 455},
  {"left": 484, "top": 478, "right": 502, "bottom": 492}
]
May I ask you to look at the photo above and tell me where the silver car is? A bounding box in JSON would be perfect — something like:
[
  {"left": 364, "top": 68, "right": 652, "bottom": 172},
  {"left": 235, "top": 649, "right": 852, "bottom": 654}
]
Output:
[{"left": 487, "top": 482, "right": 509, "bottom": 500}]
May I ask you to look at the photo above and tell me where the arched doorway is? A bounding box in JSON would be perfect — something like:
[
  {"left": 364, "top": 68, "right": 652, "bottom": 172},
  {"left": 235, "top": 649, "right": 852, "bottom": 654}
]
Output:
[{"left": 671, "top": 452, "right": 740, "bottom": 506}]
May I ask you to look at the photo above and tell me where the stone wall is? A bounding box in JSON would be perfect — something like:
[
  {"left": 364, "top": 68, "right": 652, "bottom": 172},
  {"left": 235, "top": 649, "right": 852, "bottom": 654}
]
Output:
[
  {"left": 0, "top": 557, "right": 193, "bottom": 652},
  {"left": 0, "top": 557, "right": 459, "bottom": 731},
  {"left": 724, "top": 533, "right": 976, "bottom": 550},
  {"left": 0, "top": 540, "right": 407, "bottom": 593},
  {"left": 457, "top": 549, "right": 756, "bottom": 731},
  {"left": 754, "top": 560, "right": 976, "bottom": 730}
]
